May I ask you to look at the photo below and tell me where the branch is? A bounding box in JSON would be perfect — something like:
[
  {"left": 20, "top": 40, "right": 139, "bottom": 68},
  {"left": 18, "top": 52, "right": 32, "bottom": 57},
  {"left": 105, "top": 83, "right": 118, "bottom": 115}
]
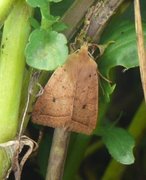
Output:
[
  {"left": 0, "top": 0, "right": 16, "bottom": 28},
  {"left": 45, "top": 128, "right": 70, "bottom": 180},
  {"left": 0, "top": 0, "right": 32, "bottom": 178},
  {"left": 134, "top": 0, "right": 146, "bottom": 101}
]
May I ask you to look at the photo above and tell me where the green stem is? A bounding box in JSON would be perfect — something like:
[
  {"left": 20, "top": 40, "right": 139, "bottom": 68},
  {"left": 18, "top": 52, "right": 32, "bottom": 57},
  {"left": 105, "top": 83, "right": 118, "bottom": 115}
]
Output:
[
  {"left": 84, "top": 140, "right": 103, "bottom": 158},
  {"left": 101, "top": 101, "right": 146, "bottom": 180},
  {"left": 41, "top": 3, "right": 51, "bottom": 30},
  {"left": 0, "top": 0, "right": 16, "bottom": 27},
  {"left": 0, "top": 0, "right": 32, "bottom": 178}
]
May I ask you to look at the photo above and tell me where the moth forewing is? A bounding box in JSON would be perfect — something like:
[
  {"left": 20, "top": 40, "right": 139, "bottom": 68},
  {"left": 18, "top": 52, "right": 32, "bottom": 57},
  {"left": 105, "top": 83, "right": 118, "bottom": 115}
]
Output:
[{"left": 32, "top": 45, "right": 98, "bottom": 135}]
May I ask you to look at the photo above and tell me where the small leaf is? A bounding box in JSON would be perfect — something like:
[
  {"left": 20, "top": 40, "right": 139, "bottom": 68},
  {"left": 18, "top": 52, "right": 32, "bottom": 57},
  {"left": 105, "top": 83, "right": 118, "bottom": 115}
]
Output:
[
  {"left": 52, "top": 22, "right": 68, "bottom": 32},
  {"left": 26, "top": 0, "right": 48, "bottom": 8},
  {"left": 44, "top": 15, "right": 60, "bottom": 25},
  {"left": 25, "top": 29, "right": 68, "bottom": 70},
  {"left": 49, "top": 0, "right": 63, "bottom": 2},
  {"left": 97, "top": 126, "right": 135, "bottom": 164},
  {"left": 29, "top": 17, "right": 40, "bottom": 29}
]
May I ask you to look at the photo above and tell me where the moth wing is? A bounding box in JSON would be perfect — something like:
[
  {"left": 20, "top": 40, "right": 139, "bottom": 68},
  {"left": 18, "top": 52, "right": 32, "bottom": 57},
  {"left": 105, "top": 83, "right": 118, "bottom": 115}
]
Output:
[
  {"left": 32, "top": 46, "right": 98, "bottom": 135},
  {"left": 32, "top": 65, "right": 75, "bottom": 128},
  {"left": 68, "top": 47, "right": 98, "bottom": 135}
]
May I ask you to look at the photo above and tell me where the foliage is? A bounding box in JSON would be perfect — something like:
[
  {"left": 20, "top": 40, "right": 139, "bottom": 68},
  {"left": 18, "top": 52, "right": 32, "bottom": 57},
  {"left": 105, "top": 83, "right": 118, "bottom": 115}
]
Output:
[
  {"left": 99, "top": 21, "right": 146, "bottom": 101},
  {"left": 25, "top": 29, "right": 68, "bottom": 70},
  {"left": 97, "top": 125, "right": 135, "bottom": 164},
  {"left": 25, "top": 0, "right": 68, "bottom": 71},
  {"left": 0, "top": 0, "right": 146, "bottom": 179}
]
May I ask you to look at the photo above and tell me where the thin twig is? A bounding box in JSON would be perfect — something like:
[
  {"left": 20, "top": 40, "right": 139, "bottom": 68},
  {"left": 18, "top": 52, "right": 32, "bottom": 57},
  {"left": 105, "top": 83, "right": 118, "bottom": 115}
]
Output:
[
  {"left": 62, "top": 0, "right": 125, "bottom": 42},
  {"left": 87, "top": 0, "right": 125, "bottom": 42},
  {"left": 18, "top": 90, "right": 30, "bottom": 140},
  {"left": 134, "top": 0, "right": 146, "bottom": 101},
  {"left": 45, "top": 128, "right": 70, "bottom": 180},
  {"left": 18, "top": 71, "right": 41, "bottom": 138},
  {"left": 61, "top": 0, "right": 95, "bottom": 40}
]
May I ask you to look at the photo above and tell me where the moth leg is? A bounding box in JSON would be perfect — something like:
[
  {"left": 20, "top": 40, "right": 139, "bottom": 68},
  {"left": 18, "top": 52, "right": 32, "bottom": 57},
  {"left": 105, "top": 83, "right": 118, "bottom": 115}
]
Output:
[
  {"left": 63, "top": 120, "right": 74, "bottom": 132},
  {"left": 35, "top": 83, "right": 44, "bottom": 97}
]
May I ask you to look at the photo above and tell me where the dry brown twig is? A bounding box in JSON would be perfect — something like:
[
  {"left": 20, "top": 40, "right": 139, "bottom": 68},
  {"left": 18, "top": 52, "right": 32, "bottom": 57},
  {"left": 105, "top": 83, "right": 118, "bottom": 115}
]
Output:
[{"left": 134, "top": 0, "right": 146, "bottom": 101}]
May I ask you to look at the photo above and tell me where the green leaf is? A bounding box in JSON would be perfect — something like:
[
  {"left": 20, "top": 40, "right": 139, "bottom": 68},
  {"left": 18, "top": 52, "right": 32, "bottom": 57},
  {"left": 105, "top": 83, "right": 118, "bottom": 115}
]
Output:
[
  {"left": 97, "top": 126, "right": 135, "bottom": 165},
  {"left": 100, "top": 22, "right": 146, "bottom": 77},
  {"left": 99, "top": 22, "right": 146, "bottom": 101},
  {"left": 49, "top": 0, "right": 63, "bottom": 2},
  {"left": 26, "top": 0, "right": 63, "bottom": 7},
  {"left": 98, "top": 1, "right": 146, "bottom": 101},
  {"left": 25, "top": 29, "right": 68, "bottom": 70},
  {"left": 45, "top": 14, "right": 60, "bottom": 24},
  {"left": 29, "top": 17, "right": 40, "bottom": 29},
  {"left": 26, "top": 0, "right": 48, "bottom": 8},
  {"left": 52, "top": 22, "right": 68, "bottom": 32}
]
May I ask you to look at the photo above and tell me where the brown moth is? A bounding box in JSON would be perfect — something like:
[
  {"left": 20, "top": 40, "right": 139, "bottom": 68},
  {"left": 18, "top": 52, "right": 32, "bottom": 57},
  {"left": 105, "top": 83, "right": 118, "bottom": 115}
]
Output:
[{"left": 32, "top": 45, "right": 98, "bottom": 135}]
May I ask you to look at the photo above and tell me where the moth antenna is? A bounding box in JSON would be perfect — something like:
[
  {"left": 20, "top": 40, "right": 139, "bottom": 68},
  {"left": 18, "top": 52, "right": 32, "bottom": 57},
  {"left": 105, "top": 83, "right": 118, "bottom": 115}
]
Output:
[{"left": 69, "top": 43, "right": 76, "bottom": 53}]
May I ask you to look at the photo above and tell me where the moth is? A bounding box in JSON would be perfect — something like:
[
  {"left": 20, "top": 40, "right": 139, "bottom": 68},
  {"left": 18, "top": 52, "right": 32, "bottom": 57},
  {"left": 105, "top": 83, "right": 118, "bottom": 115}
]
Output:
[{"left": 32, "top": 45, "right": 98, "bottom": 135}]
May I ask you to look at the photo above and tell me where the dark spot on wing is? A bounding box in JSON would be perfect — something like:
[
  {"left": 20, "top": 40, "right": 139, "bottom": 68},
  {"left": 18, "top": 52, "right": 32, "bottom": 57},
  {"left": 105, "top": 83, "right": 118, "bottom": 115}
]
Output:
[
  {"left": 82, "top": 104, "right": 86, "bottom": 109},
  {"left": 52, "top": 97, "right": 56, "bottom": 102}
]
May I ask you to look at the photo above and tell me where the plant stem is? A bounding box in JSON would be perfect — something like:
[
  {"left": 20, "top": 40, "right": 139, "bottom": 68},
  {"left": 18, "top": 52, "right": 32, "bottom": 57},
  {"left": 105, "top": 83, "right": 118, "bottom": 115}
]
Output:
[
  {"left": 0, "top": 0, "right": 32, "bottom": 142},
  {"left": 0, "top": 0, "right": 16, "bottom": 27},
  {"left": 87, "top": 0, "right": 125, "bottom": 42},
  {"left": 45, "top": 128, "right": 70, "bottom": 180},
  {"left": 63, "top": 134, "right": 90, "bottom": 180},
  {"left": 61, "top": 0, "right": 95, "bottom": 40},
  {"left": 41, "top": 3, "right": 51, "bottom": 30},
  {"left": 0, "top": 0, "right": 32, "bottom": 178},
  {"left": 134, "top": 0, "right": 146, "bottom": 101}
]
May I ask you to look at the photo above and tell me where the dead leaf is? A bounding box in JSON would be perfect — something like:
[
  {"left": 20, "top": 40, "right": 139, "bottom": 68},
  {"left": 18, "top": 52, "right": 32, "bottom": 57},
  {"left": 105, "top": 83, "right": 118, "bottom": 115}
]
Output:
[
  {"left": 0, "top": 135, "right": 38, "bottom": 180},
  {"left": 32, "top": 45, "right": 98, "bottom": 135}
]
